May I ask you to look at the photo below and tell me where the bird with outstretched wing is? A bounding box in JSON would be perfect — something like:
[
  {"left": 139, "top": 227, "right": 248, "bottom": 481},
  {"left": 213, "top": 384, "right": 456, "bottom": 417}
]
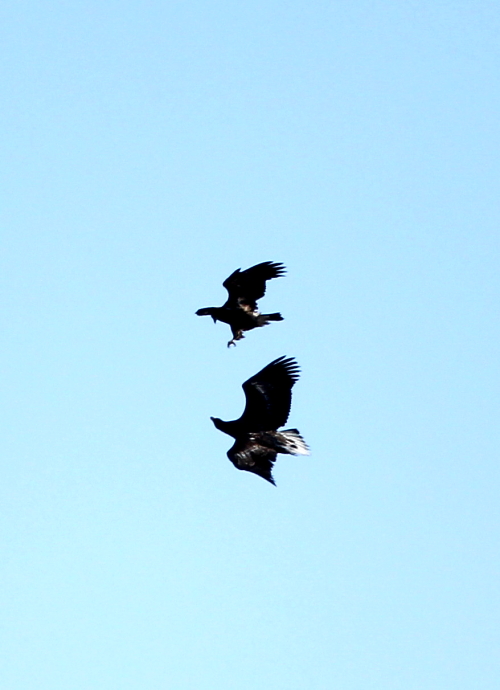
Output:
[
  {"left": 196, "top": 261, "right": 285, "bottom": 347},
  {"left": 210, "top": 356, "right": 310, "bottom": 485}
]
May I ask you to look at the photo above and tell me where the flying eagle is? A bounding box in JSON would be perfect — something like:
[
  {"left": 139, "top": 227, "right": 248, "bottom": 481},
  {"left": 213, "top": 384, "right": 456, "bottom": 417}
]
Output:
[
  {"left": 210, "top": 356, "right": 310, "bottom": 485},
  {"left": 196, "top": 261, "right": 285, "bottom": 347}
]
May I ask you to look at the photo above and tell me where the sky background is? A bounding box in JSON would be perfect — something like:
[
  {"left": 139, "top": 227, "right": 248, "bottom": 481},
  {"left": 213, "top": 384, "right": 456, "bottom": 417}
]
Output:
[{"left": 1, "top": 1, "right": 500, "bottom": 688}]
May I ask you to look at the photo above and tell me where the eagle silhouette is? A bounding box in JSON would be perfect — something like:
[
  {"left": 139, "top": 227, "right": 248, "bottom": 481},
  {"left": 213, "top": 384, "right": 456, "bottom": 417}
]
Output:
[
  {"left": 210, "top": 356, "right": 309, "bottom": 485},
  {"left": 196, "top": 261, "right": 285, "bottom": 347}
]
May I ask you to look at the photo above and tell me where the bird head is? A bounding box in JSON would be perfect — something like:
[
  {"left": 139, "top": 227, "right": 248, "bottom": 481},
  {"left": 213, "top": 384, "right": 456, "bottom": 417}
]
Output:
[
  {"left": 210, "top": 416, "right": 224, "bottom": 430},
  {"left": 196, "top": 307, "right": 217, "bottom": 323}
]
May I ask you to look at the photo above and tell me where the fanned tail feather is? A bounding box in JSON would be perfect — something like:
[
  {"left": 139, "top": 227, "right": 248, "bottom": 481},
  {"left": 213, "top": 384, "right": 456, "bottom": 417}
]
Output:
[
  {"left": 257, "top": 312, "right": 284, "bottom": 326},
  {"left": 276, "top": 429, "right": 310, "bottom": 456}
]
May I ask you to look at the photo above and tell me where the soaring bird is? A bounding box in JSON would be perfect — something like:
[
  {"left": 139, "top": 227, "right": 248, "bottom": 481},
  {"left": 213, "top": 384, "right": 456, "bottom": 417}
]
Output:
[
  {"left": 196, "top": 261, "right": 285, "bottom": 347},
  {"left": 210, "top": 356, "right": 310, "bottom": 485}
]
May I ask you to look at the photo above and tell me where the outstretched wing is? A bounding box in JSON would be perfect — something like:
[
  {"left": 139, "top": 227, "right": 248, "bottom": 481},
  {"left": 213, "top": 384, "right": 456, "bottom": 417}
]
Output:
[
  {"left": 223, "top": 261, "right": 285, "bottom": 311},
  {"left": 227, "top": 438, "right": 277, "bottom": 485},
  {"left": 239, "top": 356, "right": 300, "bottom": 431}
]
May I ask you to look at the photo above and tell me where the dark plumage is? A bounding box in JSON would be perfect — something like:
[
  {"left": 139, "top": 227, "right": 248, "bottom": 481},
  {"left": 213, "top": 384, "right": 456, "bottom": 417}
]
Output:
[
  {"left": 196, "top": 261, "right": 286, "bottom": 347},
  {"left": 211, "top": 356, "right": 310, "bottom": 485}
]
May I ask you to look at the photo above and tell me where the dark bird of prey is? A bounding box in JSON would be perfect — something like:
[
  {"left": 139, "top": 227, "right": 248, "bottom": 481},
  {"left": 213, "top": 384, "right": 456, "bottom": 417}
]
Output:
[
  {"left": 196, "top": 261, "right": 286, "bottom": 347},
  {"left": 210, "top": 356, "right": 310, "bottom": 485}
]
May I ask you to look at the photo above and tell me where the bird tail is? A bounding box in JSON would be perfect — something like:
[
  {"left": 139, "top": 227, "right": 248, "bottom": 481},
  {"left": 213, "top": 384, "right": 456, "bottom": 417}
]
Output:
[
  {"left": 257, "top": 312, "right": 284, "bottom": 326},
  {"left": 275, "top": 429, "right": 310, "bottom": 456}
]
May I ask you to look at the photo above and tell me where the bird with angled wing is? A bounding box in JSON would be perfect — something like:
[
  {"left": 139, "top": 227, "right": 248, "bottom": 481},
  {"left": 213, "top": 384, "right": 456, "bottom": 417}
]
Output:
[
  {"left": 210, "top": 356, "right": 310, "bottom": 485},
  {"left": 196, "top": 261, "right": 285, "bottom": 347}
]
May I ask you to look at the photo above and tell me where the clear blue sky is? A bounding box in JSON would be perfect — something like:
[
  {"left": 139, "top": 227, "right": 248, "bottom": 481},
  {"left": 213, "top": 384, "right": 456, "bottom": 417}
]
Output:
[{"left": 1, "top": 1, "right": 499, "bottom": 688}]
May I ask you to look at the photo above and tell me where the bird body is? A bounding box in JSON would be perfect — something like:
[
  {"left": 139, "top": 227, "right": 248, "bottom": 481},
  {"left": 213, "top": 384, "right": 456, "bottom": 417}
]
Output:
[
  {"left": 196, "top": 261, "right": 285, "bottom": 346},
  {"left": 211, "top": 356, "right": 309, "bottom": 485}
]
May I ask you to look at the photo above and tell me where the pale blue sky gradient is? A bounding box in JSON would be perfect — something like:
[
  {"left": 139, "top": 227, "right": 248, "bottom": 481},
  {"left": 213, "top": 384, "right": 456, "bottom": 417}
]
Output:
[{"left": 1, "top": 1, "right": 499, "bottom": 688}]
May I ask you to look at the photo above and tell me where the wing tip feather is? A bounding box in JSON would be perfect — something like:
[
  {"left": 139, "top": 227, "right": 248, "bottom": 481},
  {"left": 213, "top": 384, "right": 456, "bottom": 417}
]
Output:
[
  {"left": 267, "top": 355, "right": 301, "bottom": 383},
  {"left": 252, "top": 260, "right": 287, "bottom": 279}
]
